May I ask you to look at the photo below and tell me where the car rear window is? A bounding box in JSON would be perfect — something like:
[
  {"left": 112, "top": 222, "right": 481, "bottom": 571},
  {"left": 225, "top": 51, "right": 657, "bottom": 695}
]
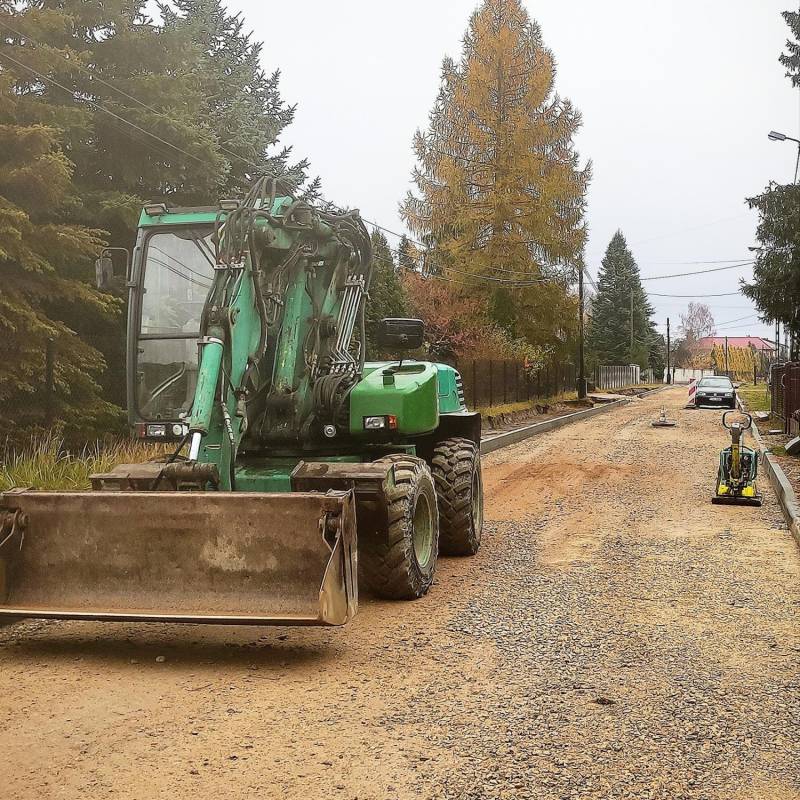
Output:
[{"left": 699, "top": 377, "right": 732, "bottom": 388}]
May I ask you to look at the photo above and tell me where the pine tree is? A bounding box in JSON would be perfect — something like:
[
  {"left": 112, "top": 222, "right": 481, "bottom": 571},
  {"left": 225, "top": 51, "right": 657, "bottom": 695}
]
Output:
[
  {"left": 1, "top": 1, "right": 227, "bottom": 409},
  {"left": 365, "top": 230, "right": 407, "bottom": 356},
  {"left": 587, "top": 232, "right": 654, "bottom": 369},
  {"left": 400, "top": 0, "right": 589, "bottom": 356}
]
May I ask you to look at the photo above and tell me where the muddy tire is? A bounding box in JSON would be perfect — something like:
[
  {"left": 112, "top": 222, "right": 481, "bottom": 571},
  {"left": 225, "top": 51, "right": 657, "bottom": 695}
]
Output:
[
  {"left": 360, "top": 455, "right": 439, "bottom": 600},
  {"left": 431, "top": 438, "right": 483, "bottom": 556}
]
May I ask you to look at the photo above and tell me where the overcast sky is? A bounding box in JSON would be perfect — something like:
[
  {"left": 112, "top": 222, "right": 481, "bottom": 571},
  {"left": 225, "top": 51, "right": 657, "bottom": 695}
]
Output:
[{"left": 229, "top": 0, "right": 798, "bottom": 341}]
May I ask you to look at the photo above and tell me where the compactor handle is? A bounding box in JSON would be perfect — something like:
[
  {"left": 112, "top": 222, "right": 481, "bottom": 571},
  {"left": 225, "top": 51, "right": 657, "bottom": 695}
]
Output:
[{"left": 722, "top": 410, "right": 752, "bottom": 431}]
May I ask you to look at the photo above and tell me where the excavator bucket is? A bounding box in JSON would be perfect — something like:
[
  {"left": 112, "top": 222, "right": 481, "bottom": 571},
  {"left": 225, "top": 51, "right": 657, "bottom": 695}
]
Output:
[{"left": 0, "top": 489, "right": 357, "bottom": 626}]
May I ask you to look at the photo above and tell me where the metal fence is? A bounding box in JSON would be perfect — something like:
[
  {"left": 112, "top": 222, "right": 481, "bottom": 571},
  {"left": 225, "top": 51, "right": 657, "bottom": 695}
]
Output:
[
  {"left": 595, "top": 365, "right": 640, "bottom": 390},
  {"left": 769, "top": 362, "right": 800, "bottom": 434},
  {"left": 456, "top": 358, "right": 577, "bottom": 409}
]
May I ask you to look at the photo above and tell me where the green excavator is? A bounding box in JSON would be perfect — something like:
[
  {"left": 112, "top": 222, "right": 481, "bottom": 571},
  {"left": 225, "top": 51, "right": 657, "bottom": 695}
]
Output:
[{"left": 0, "top": 177, "right": 483, "bottom": 626}]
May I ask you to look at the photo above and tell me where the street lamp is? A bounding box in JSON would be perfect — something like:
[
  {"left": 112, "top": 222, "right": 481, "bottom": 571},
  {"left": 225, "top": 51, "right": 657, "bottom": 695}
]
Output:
[{"left": 768, "top": 130, "right": 800, "bottom": 183}]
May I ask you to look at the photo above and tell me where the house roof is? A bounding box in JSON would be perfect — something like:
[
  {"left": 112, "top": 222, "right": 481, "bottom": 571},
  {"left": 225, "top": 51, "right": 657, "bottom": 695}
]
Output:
[{"left": 696, "top": 336, "right": 775, "bottom": 350}]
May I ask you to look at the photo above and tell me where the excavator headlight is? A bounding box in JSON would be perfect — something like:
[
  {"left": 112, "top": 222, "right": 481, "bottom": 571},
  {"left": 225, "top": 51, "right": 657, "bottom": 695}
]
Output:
[
  {"left": 143, "top": 203, "right": 168, "bottom": 216},
  {"left": 363, "top": 415, "right": 398, "bottom": 431},
  {"left": 146, "top": 424, "right": 167, "bottom": 437},
  {"left": 219, "top": 199, "right": 240, "bottom": 211}
]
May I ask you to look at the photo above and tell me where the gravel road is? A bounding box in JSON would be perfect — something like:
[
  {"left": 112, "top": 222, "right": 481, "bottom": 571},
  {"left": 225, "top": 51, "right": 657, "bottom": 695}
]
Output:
[{"left": 1, "top": 387, "right": 798, "bottom": 799}]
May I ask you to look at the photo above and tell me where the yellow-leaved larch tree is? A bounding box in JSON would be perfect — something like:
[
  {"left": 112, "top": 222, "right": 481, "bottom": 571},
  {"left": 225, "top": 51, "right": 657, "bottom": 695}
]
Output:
[{"left": 401, "top": 0, "right": 590, "bottom": 356}]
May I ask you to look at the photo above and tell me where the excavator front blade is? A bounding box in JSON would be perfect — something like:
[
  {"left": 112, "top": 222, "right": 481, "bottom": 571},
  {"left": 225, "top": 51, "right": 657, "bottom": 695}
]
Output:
[{"left": 0, "top": 489, "right": 357, "bottom": 626}]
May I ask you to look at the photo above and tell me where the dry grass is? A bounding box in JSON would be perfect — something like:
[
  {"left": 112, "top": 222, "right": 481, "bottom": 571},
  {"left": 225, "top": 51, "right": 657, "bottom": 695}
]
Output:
[{"left": 0, "top": 432, "right": 168, "bottom": 491}]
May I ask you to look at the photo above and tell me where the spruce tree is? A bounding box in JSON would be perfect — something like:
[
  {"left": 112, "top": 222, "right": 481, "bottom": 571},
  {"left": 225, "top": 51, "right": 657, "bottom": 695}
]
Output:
[
  {"left": 780, "top": 9, "right": 800, "bottom": 87},
  {"left": 587, "top": 232, "right": 654, "bottom": 368},
  {"left": 160, "top": 0, "right": 317, "bottom": 197},
  {"left": 365, "top": 230, "right": 407, "bottom": 356},
  {"left": 397, "top": 235, "right": 417, "bottom": 271},
  {"left": 2, "top": 1, "right": 316, "bottom": 415},
  {"left": 0, "top": 112, "right": 118, "bottom": 440}
]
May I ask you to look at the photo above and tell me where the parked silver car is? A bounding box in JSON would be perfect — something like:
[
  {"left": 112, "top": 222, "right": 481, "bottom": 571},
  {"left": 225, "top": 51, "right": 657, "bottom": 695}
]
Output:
[{"left": 695, "top": 375, "right": 736, "bottom": 408}]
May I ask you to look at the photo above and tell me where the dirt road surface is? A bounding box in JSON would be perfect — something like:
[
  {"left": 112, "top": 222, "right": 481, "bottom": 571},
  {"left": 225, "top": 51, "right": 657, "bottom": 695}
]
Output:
[{"left": 1, "top": 388, "right": 798, "bottom": 799}]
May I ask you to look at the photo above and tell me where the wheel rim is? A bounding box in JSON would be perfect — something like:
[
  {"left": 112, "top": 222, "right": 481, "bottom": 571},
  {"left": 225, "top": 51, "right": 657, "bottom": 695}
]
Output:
[
  {"left": 472, "top": 466, "right": 484, "bottom": 534},
  {"left": 412, "top": 492, "right": 434, "bottom": 567}
]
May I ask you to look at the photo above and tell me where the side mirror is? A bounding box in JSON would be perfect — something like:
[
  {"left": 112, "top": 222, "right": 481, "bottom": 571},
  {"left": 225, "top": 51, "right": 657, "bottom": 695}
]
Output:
[
  {"left": 377, "top": 318, "right": 425, "bottom": 351},
  {"left": 95, "top": 256, "right": 114, "bottom": 290},
  {"left": 95, "top": 247, "right": 132, "bottom": 291}
]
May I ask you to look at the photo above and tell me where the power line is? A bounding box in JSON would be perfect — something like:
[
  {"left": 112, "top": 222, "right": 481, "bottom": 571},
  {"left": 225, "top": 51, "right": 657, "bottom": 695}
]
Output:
[
  {"left": 714, "top": 316, "right": 763, "bottom": 330},
  {"left": 0, "top": 50, "right": 208, "bottom": 166},
  {"left": 639, "top": 258, "right": 756, "bottom": 265},
  {"left": 0, "top": 34, "right": 601, "bottom": 294},
  {"left": 627, "top": 213, "right": 754, "bottom": 249},
  {"left": 715, "top": 313, "right": 761, "bottom": 326},
  {"left": 376, "top": 242, "right": 556, "bottom": 288},
  {"left": 0, "top": 18, "right": 265, "bottom": 175},
  {"left": 640, "top": 261, "right": 753, "bottom": 282},
  {"left": 364, "top": 211, "right": 582, "bottom": 280},
  {"left": 647, "top": 291, "right": 743, "bottom": 298}
]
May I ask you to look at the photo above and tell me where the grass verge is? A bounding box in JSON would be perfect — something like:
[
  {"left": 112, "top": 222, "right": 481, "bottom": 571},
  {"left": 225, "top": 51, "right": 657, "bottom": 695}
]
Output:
[
  {"left": 737, "top": 383, "right": 771, "bottom": 414},
  {"left": 477, "top": 391, "right": 578, "bottom": 418},
  {"left": 1, "top": 433, "right": 168, "bottom": 491}
]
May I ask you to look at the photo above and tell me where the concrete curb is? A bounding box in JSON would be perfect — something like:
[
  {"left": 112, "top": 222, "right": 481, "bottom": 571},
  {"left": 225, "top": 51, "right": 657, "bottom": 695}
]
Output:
[
  {"left": 479, "top": 384, "right": 671, "bottom": 456},
  {"left": 480, "top": 397, "right": 630, "bottom": 455},
  {"left": 739, "top": 397, "right": 800, "bottom": 550}
]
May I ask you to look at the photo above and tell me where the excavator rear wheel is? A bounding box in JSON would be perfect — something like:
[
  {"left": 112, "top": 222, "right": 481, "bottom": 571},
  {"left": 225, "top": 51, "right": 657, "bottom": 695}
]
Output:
[
  {"left": 431, "top": 437, "right": 483, "bottom": 556},
  {"left": 359, "top": 455, "right": 439, "bottom": 600}
]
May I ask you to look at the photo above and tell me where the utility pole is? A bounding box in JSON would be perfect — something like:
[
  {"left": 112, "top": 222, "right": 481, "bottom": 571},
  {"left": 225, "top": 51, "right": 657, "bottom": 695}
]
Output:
[
  {"left": 630, "top": 289, "right": 634, "bottom": 359},
  {"left": 776, "top": 319, "right": 780, "bottom": 362},
  {"left": 577, "top": 266, "right": 587, "bottom": 399},
  {"left": 666, "top": 318, "right": 670, "bottom": 384}
]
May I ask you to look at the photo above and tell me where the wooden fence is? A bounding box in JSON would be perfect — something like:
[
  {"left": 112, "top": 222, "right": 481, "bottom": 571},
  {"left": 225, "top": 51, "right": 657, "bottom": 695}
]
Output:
[{"left": 456, "top": 358, "right": 577, "bottom": 409}]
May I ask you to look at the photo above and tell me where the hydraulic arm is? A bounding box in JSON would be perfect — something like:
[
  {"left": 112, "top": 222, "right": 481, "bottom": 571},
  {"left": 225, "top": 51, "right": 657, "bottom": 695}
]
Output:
[{"left": 186, "top": 177, "right": 373, "bottom": 487}]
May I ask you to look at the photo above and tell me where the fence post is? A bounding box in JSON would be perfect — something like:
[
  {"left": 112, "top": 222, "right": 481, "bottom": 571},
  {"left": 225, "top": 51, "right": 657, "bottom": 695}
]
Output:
[
  {"left": 502, "top": 360, "right": 508, "bottom": 404},
  {"left": 488, "top": 360, "right": 494, "bottom": 408},
  {"left": 515, "top": 362, "right": 520, "bottom": 403},
  {"left": 45, "top": 337, "right": 55, "bottom": 426}
]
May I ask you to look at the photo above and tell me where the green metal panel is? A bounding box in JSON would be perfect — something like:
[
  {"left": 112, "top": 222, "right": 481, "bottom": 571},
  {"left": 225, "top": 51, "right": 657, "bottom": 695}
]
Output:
[
  {"left": 138, "top": 209, "right": 219, "bottom": 227},
  {"left": 349, "top": 362, "right": 439, "bottom": 436},
  {"left": 435, "top": 364, "right": 466, "bottom": 413}
]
